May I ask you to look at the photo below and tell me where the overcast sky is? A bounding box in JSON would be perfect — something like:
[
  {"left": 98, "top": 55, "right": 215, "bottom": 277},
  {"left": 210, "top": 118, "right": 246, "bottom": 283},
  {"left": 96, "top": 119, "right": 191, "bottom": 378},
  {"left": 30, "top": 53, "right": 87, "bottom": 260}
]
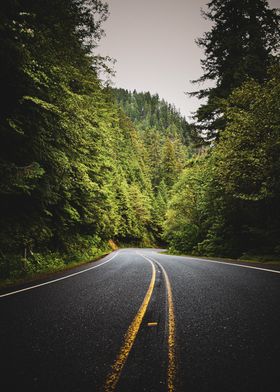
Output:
[{"left": 98, "top": 0, "right": 280, "bottom": 120}]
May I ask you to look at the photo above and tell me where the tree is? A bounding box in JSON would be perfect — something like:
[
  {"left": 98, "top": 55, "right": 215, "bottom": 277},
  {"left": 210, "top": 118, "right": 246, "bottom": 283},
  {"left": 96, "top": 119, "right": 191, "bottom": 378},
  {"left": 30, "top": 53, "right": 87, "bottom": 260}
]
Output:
[
  {"left": 211, "top": 64, "right": 280, "bottom": 255},
  {"left": 113, "top": 88, "right": 192, "bottom": 143},
  {"left": 165, "top": 65, "right": 280, "bottom": 258},
  {"left": 164, "top": 156, "right": 212, "bottom": 254},
  {"left": 192, "top": 0, "right": 280, "bottom": 139},
  {"left": 151, "top": 180, "right": 169, "bottom": 240},
  {"left": 0, "top": 0, "right": 160, "bottom": 278}
]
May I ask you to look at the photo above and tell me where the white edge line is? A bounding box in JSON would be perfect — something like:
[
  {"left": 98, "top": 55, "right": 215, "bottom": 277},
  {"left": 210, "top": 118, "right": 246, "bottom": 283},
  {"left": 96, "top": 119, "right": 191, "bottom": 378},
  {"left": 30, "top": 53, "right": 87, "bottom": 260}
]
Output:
[
  {"left": 160, "top": 253, "right": 280, "bottom": 275},
  {"left": 0, "top": 251, "right": 119, "bottom": 298}
]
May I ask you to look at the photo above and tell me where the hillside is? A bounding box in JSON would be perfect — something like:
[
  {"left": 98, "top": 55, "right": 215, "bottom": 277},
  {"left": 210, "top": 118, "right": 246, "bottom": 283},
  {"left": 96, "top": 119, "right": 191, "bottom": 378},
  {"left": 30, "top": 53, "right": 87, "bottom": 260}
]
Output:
[{"left": 113, "top": 88, "right": 192, "bottom": 144}]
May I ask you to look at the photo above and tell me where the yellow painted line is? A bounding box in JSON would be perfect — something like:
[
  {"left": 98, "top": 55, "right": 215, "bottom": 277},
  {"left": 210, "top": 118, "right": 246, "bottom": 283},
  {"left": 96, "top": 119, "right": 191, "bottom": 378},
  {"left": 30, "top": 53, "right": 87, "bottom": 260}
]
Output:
[
  {"left": 147, "top": 322, "right": 158, "bottom": 327},
  {"left": 104, "top": 259, "right": 156, "bottom": 392},
  {"left": 160, "top": 263, "right": 176, "bottom": 392},
  {"left": 140, "top": 254, "right": 176, "bottom": 392}
]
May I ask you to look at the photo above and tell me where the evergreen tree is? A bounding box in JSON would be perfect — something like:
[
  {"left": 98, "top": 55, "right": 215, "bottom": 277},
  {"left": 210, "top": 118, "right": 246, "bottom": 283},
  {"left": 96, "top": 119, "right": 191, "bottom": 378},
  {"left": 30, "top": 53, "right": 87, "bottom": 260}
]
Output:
[
  {"left": 165, "top": 64, "right": 280, "bottom": 259},
  {"left": 192, "top": 0, "right": 280, "bottom": 139},
  {"left": 112, "top": 88, "right": 195, "bottom": 240},
  {"left": 160, "top": 139, "right": 181, "bottom": 187},
  {"left": 113, "top": 88, "right": 193, "bottom": 144},
  {"left": 0, "top": 0, "right": 159, "bottom": 279}
]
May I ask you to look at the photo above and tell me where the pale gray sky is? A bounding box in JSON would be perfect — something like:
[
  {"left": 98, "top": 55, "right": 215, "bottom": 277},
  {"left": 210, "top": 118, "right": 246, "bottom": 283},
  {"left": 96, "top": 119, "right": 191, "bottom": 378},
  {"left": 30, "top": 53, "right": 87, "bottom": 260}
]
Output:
[{"left": 98, "top": 0, "right": 280, "bottom": 120}]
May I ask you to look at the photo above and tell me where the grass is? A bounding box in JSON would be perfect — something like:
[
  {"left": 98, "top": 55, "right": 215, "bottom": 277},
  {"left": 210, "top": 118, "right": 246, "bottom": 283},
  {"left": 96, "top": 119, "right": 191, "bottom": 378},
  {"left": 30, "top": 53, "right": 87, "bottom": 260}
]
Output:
[{"left": 0, "top": 249, "right": 112, "bottom": 290}]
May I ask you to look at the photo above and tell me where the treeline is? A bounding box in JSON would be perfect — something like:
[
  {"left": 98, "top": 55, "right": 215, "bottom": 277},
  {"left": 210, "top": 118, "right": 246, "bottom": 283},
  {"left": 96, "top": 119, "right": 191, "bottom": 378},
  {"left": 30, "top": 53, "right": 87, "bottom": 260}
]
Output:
[
  {"left": 165, "top": 0, "right": 280, "bottom": 260},
  {"left": 112, "top": 89, "right": 195, "bottom": 238},
  {"left": 113, "top": 88, "right": 194, "bottom": 187},
  {"left": 1, "top": 0, "right": 279, "bottom": 283},
  {"left": 0, "top": 0, "right": 192, "bottom": 280},
  {"left": 114, "top": 88, "right": 192, "bottom": 144}
]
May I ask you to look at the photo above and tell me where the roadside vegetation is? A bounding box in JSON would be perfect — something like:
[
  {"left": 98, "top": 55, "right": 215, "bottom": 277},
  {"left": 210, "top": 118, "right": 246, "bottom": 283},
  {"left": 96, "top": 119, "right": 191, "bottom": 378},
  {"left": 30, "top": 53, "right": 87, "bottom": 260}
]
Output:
[
  {"left": 0, "top": 0, "right": 194, "bottom": 285},
  {"left": 164, "top": 0, "right": 280, "bottom": 260},
  {"left": 0, "top": 0, "right": 279, "bottom": 286}
]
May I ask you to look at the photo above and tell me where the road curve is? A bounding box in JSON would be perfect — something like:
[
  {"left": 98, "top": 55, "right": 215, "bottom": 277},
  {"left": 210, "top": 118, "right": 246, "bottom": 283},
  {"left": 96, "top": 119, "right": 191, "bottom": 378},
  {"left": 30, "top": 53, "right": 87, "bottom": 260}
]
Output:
[{"left": 1, "top": 248, "right": 279, "bottom": 391}]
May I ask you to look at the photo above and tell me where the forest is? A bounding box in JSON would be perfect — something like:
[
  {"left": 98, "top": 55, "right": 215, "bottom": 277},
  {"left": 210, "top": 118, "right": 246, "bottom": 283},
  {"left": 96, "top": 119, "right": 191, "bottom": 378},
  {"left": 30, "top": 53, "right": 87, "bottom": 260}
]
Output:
[{"left": 0, "top": 0, "right": 280, "bottom": 284}]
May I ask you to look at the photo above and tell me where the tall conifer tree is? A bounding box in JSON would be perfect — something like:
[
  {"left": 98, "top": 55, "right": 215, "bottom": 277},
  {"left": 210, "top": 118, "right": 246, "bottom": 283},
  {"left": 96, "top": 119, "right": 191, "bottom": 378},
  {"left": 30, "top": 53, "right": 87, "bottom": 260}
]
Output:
[{"left": 191, "top": 0, "right": 280, "bottom": 139}]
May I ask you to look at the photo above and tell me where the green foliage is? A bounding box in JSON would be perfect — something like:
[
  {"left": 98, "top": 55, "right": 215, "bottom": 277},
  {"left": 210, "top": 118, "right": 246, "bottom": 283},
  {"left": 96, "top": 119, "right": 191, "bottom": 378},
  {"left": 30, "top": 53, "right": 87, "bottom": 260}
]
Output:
[
  {"left": 165, "top": 65, "right": 280, "bottom": 258},
  {"left": 0, "top": 234, "right": 110, "bottom": 285},
  {"left": 0, "top": 0, "right": 161, "bottom": 280},
  {"left": 192, "top": 0, "right": 280, "bottom": 139},
  {"left": 165, "top": 1, "right": 280, "bottom": 259},
  {"left": 4, "top": 0, "right": 279, "bottom": 279},
  {"left": 113, "top": 88, "right": 193, "bottom": 144},
  {"left": 111, "top": 88, "right": 196, "bottom": 240},
  {"left": 164, "top": 155, "right": 213, "bottom": 254},
  {"left": 214, "top": 67, "right": 280, "bottom": 202},
  {"left": 151, "top": 180, "right": 169, "bottom": 238}
]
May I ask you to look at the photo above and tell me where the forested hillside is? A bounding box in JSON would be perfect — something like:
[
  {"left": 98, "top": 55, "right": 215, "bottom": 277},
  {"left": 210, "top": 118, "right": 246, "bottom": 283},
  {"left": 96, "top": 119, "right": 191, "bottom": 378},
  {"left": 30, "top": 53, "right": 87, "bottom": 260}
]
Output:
[
  {"left": 113, "top": 89, "right": 192, "bottom": 144},
  {"left": 112, "top": 89, "right": 195, "bottom": 240},
  {"left": 113, "top": 89, "right": 194, "bottom": 186},
  {"left": 0, "top": 0, "right": 192, "bottom": 282},
  {"left": 1, "top": 0, "right": 280, "bottom": 284}
]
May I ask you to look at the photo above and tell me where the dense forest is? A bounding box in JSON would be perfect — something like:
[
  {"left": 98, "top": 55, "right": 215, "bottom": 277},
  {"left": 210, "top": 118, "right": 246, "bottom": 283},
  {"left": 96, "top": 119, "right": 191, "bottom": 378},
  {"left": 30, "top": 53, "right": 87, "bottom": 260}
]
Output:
[
  {"left": 113, "top": 89, "right": 195, "bottom": 186},
  {"left": 113, "top": 88, "right": 193, "bottom": 144},
  {"left": 0, "top": 0, "right": 193, "bottom": 282},
  {"left": 0, "top": 0, "right": 280, "bottom": 283},
  {"left": 165, "top": 0, "right": 280, "bottom": 259}
]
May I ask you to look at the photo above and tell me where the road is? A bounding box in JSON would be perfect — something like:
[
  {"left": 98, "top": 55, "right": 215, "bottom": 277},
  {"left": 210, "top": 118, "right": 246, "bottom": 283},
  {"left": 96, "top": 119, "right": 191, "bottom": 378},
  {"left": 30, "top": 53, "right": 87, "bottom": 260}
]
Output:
[{"left": 1, "top": 248, "right": 280, "bottom": 391}]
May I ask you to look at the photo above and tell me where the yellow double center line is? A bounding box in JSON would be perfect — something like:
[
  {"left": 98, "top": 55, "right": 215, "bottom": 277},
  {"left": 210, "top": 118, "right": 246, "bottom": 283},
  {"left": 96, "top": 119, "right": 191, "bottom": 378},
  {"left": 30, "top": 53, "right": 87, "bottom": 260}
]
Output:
[
  {"left": 104, "top": 258, "right": 156, "bottom": 392},
  {"left": 147, "top": 255, "right": 176, "bottom": 392},
  {"left": 104, "top": 254, "right": 176, "bottom": 392}
]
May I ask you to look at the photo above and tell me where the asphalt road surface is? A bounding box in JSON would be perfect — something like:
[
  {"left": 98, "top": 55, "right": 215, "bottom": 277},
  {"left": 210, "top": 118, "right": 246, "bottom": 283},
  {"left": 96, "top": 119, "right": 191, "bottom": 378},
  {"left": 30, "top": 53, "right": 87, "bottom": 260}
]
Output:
[{"left": 1, "top": 248, "right": 280, "bottom": 392}]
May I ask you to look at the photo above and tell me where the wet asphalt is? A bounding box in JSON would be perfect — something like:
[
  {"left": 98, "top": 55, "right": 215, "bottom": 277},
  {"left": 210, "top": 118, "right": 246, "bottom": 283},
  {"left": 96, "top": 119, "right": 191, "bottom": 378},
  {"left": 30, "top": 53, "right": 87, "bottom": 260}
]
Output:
[{"left": 1, "top": 248, "right": 279, "bottom": 392}]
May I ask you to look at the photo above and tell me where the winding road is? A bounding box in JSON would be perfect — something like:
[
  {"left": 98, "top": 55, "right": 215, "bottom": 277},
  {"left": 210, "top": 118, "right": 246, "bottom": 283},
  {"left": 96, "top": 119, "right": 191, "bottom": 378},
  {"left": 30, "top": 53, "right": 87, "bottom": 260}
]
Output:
[{"left": 1, "top": 248, "right": 279, "bottom": 391}]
